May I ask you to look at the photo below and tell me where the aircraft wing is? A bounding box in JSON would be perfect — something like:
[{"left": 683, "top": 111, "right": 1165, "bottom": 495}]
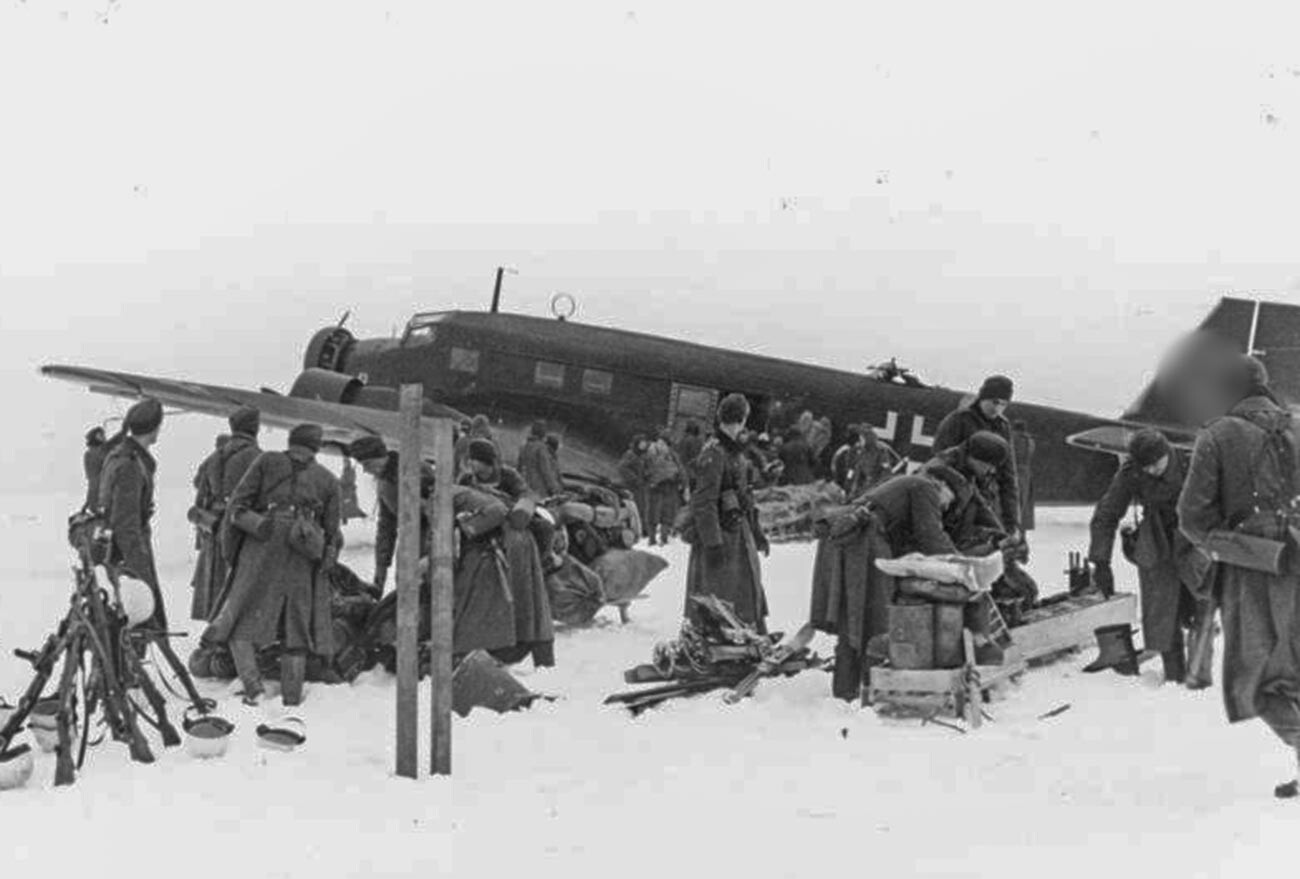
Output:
[
  {"left": 1065, "top": 421, "right": 1198, "bottom": 456},
  {"left": 41, "top": 364, "right": 465, "bottom": 456}
]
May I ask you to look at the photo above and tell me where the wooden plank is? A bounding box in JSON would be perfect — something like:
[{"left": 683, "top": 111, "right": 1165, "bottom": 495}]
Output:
[
  {"left": 1010, "top": 593, "right": 1137, "bottom": 662},
  {"left": 963, "top": 629, "right": 981, "bottom": 729},
  {"left": 429, "top": 417, "right": 455, "bottom": 777},
  {"left": 867, "top": 663, "right": 1020, "bottom": 692},
  {"left": 394, "top": 384, "right": 423, "bottom": 780}
]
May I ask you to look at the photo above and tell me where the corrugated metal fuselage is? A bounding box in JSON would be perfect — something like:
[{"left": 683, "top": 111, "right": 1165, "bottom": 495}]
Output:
[{"left": 312, "top": 310, "right": 1118, "bottom": 504}]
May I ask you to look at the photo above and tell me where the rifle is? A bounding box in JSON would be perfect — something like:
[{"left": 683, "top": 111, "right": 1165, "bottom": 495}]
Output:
[
  {"left": 604, "top": 675, "right": 745, "bottom": 714},
  {"left": 723, "top": 623, "right": 817, "bottom": 704},
  {"left": 0, "top": 525, "right": 214, "bottom": 788},
  {"left": 0, "top": 541, "right": 157, "bottom": 786},
  {"left": 1187, "top": 566, "right": 1220, "bottom": 687}
]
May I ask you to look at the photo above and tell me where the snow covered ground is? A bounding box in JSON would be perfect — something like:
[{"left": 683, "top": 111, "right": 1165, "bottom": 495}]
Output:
[{"left": 0, "top": 479, "right": 1295, "bottom": 878}]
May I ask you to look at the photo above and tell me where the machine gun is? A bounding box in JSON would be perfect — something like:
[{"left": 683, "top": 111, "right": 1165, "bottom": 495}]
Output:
[{"left": 0, "top": 522, "right": 211, "bottom": 788}]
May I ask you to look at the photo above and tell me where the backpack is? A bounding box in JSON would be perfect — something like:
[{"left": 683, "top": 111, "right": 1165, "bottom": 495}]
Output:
[{"left": 1229, "top": 409, "right": 1300, "bottom": 535}]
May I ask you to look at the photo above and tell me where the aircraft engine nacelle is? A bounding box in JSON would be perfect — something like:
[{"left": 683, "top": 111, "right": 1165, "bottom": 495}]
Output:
[
  {"left": 304, "top": 326, "right": 356, "bottom": 373},
  {"left": 288, "top": 368, "right": 428, "bottom": 415},
  {"left": 289, "top": 368, "right": 366, "bottom": 404}
]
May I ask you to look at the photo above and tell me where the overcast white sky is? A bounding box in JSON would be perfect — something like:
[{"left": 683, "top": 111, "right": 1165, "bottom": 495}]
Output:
[{"left": 3, "top": 1, "right": 1300, "bottom": 492}]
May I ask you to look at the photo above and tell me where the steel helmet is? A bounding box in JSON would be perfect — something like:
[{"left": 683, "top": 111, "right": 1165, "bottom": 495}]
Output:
[{"left": 116, "top": 574, "right": 156, "bottom": 627}]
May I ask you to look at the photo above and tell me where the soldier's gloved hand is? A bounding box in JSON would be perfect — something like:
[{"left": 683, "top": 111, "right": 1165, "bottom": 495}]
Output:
[{"left": 1091, "top": 561, "right": 1114, "bottom": 595}]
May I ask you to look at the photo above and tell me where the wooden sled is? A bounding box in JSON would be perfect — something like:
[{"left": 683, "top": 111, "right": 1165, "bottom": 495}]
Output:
[
  {"left": 865, "top": 591, "right": 1137, "bottom": 726},
  {"left": 1010, "top": 591, "right": 1137, "bottom": 665}
]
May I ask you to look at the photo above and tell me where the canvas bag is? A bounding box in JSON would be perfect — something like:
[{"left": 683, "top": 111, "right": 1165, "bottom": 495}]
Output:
[
  {"left": 1212, "top": 408, "right": 1300, "bottom": 574},
  {"left": 283, "top": 457, "right": 327, "bottom": 562}
]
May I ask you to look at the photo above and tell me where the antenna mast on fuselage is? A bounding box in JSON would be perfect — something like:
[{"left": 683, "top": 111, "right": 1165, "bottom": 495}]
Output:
[{"left": 489, "top": 266, "right": 517, "bottom": 313}]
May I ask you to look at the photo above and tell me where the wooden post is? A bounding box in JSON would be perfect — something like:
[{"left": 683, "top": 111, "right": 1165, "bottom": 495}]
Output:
[
  {"left": 394, "top": 384, "right": 423, "bottom": 779},
  {"left": 429, "top": 418, "right": 455, "bottom": 775}
]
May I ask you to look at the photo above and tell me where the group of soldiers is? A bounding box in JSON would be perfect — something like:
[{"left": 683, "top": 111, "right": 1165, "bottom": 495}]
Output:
[
  {"left": 677, "top": 376, "right": 1028, "bottom": 695},
  {"left": 616, "top": 426, "right": 697, "bottom": 545},
  {"left": 84, "top": 401, "right": 566, "bottom": 708},
  {"left": 81, "top": 355, "right": 1300, "bottom": 797},
  {"left": 1095, "top": 356, "right": 1300, "bottom": 798},
  {"left": 678, "top": 362, "right": 1300, "bottom": 798}
]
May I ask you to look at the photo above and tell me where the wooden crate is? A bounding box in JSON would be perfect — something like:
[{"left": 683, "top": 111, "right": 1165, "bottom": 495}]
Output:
[
  {"left": 865, "top": 646, "right": 1026, "bottom": 727},
  {"left": 1009, "top": 592, "right": 1137, "bottom": 664}
]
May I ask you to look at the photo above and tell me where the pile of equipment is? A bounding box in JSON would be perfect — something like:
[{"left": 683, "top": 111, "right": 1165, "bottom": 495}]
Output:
[
  {"left": 0, "top": 512, "right": 218, "bottom": 790},
  {"left": 753, "top": 481, "right": 847, "bottom": 543},
  {"left": 605, "top": 596, "right": 824, "bottom": 714}
]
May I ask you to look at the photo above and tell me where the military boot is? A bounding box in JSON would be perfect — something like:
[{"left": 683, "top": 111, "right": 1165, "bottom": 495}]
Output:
[
  {"left": 831, "top": 641, "right": 864, "bottom": 703},
  {"left": 281, "top": 651, "right": 307, "bottom": 707},
  {"left": 1161, "top": 648, "right": 1186, "bottom": 684},
  {"left": 230, "top": 640, "right": 263, "bottom": 706}
]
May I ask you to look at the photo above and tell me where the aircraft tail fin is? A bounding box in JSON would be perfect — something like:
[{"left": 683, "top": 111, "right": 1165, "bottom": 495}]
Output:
[{"left": 1121, "top": 296, "right": 1300, "bottom": 428}]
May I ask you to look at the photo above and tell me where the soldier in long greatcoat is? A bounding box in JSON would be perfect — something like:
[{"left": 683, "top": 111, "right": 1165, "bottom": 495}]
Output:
[
  {"left": 82, "top": 426, "right": 108, "bottom": 512},
  {"left": 517, "top": 420, "right": 564, "bottom": 498},
  {"left": 809, "top": 467, "right": 963, "bottom": 700},
  {"left": 205, "top": 424, "right": 341, "bottom": 705},
  {"left": 189, "top": 406, "right": 262, "bottom": 621},
  {"left": 1178, "top": 358, "right": 1300, "bottom": 798},
  {"left": 1090, "top": 428, "right": 1209, "bottom": 685},
  {"left": 451, "top": 485, "right": 520, "bottom": 657},
  {"left": 684, "top": 394, "right": 770, "bottom": 631},
  {"left": 350, "top": 436, "right": 433, "bottom": 597},
  {"left": 99, "top": 398, "right": 167, "bottom": 627},
  {"left": 460, "top": 438, "right": 555, "bottom": 667},
  {"left": 618, "top": 435, "right": 652, "bottom": 540}
]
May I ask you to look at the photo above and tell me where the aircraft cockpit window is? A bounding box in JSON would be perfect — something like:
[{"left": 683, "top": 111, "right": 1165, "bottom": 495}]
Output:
[
  {"left": 534, "top": 360, "right": 566, "bottom": 389},
  {"left": 449, "top": 346, "right": 480, "bottom": 374},
  {"left": 581, "top": 368, "right": 613, "bottom": 395},
  {"left": 404, "top": 323, "right": 438, "bottom": 347}
]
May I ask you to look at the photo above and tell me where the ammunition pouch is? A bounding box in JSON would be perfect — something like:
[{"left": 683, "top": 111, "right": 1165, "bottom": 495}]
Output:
[
  {"left": 231, "top": 509, "right": 273, "bottom": 542},
  {"left": 1203, "top": 529, "right": 1289, "bottom": 575},
  {"left": 287, "top": 511, "right": 327, "bottom": 562},
  {"left": 187, "top": 504, "right": 223, "bottom": 535}
]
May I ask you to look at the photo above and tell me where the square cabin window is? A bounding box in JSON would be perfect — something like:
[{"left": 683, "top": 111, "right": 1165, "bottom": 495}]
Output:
[
  {"left": 534, "top": 360, "right": 566, "bottom": 389},
  {"left": 676, "top": 387, "right": 715, "bottom": 419},
  {"left": 449, "top": 347, "right": 480, "bottom": 374},
  {"left": 582, "top": 368, "right": 613, "bottom": 395}
]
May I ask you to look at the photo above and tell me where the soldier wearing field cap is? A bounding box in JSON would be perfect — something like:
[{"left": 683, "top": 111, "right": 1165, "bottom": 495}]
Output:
[
  {"left": 1178, "top": 356, "right": 1300, "bottom": 798},
  {"left": 683, "top": 393, "right": 769, "bottom": 631},
  {"left": 932, "top": 374, "right": 1022, "bottom": 541},
  {"left": 350, "top": 435, "right": 435, "bottom": 597},
  {"left": 1089, "top": 428, "right": 1209, "bottom": 686},
  {"left": 99, "top": 397, "right": 167, "bottom": 627},
  {"left": 189, "top": 406, "right": 263, "bottom": 621},
  {"left": 206, "top": 423, "right": 342, "bottom": 705}
]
